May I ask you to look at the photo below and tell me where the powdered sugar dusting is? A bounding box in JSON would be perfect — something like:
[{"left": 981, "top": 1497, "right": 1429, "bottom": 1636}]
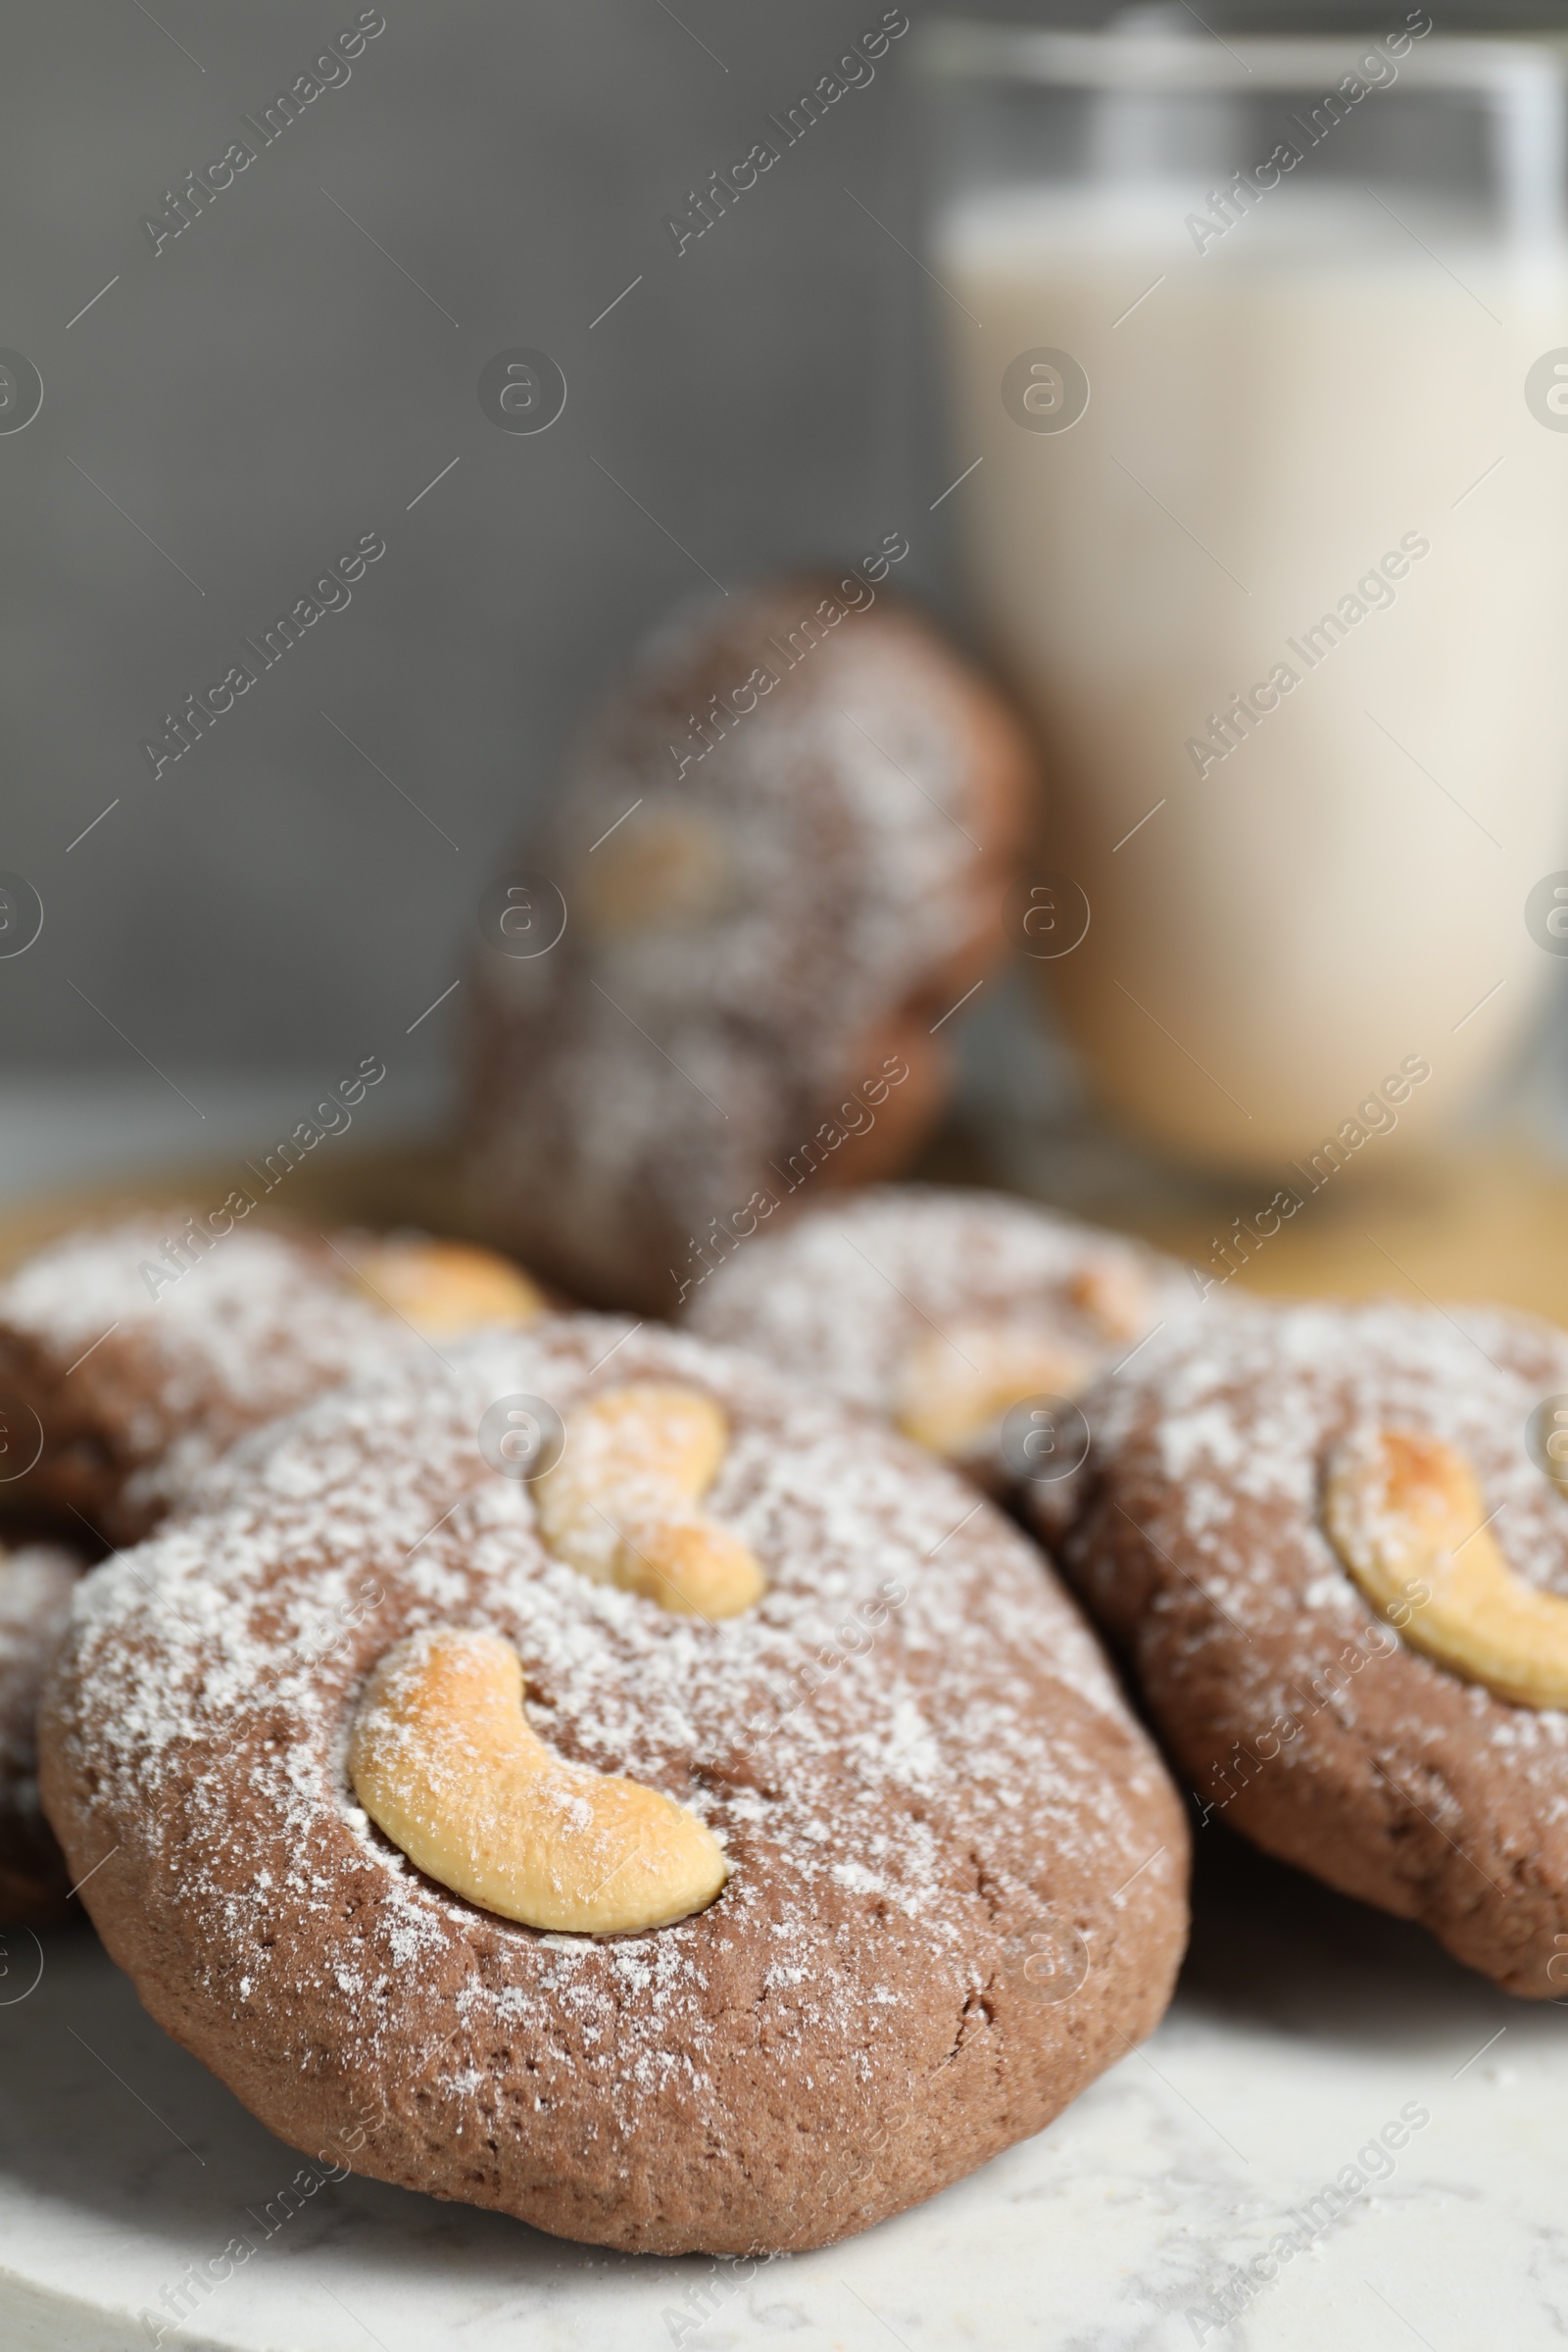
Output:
[
  {"left": 47, "top": 1315, "right": 1176, "bottom": 2184},
  {"left": 1078, "top": 1298, "right": 1568, "bottom": 1743},
  {"left": 463, "top": 583, "right": 1027, "bottom": 1309},
  {"left": 687, "top": 1185, "right": 1196, "bottom": 1436},
  {"left": 0, "top": 1216, "right": 433, "bottom": 1532}
]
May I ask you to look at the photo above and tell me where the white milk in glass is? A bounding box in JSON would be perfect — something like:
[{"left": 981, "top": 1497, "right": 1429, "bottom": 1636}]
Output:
[{"left": 937, "top": 181, "right": 1568, "bottom": 1166}]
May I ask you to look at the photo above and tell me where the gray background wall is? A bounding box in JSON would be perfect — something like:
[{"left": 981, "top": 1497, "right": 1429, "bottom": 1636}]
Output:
[
  {"left": 0, "top": 0, "right": 1023, "bottom": 1086},
  {"left": 4, "top": 0, "right": 1556, "bottom": 1094}
]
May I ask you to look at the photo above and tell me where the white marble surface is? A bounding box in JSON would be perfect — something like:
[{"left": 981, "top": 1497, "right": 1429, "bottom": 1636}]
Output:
[{"left": 1, "top": 1830, "right": 1559, "bottom": 2352}]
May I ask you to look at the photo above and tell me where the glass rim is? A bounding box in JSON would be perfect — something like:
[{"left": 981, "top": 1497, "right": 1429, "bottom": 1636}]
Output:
[{"left": 913, "top": 21, "right": 1568, "bottom": 99}]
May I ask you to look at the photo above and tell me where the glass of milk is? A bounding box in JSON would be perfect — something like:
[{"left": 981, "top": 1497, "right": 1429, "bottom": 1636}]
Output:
[{"left": 923, "top": 15, "right": 1568, "bottom": 1172}]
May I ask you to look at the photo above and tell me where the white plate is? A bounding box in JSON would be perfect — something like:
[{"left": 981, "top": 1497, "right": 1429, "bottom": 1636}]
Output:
[{"left": 0, "top": 1831, "right": 1555, "bottom": 2352}]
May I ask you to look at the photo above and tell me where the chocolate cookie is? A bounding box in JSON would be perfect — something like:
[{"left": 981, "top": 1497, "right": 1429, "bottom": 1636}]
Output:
[
  {"left": 1057, "top": 1299, "right": 1568, "bottom": 1996},
  {"left": 41, "top": 1318, "right": 1186, "bottom": 2255},
  {"left": 686, "top": 1185, "right": 1191, "bottom": 1505},
  {"left": 463, "top": 576, "right": 1035, "bottom": 1312},
  {"left": 0, "top": 1538, "right": 88, "bottom": 1922},
  {"left": 0, "top": 1217, "right": 545, "bottom": 1547}
]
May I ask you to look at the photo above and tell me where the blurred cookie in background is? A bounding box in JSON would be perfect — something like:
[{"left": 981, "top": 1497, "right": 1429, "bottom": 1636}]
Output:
[
  {"left": 686, "top": 1184, "right": 1193, "bottom": 1513},
  {"left": 463, "top": 572, "right": 1037, "bottom": 1313},
  {"left": 0, "top": 1216, "right": 546, "bottom": 1547}
]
